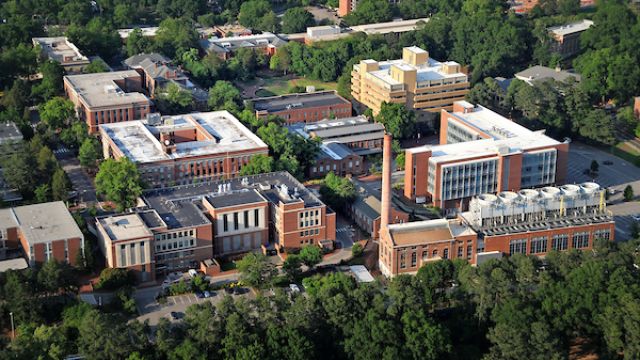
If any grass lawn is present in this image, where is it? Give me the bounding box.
[261,76,339,96]
[613,141,640,166]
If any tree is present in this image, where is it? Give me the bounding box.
[238,0,272,30]
[319,172,356,211]
[236,252,276,289]
[126,28,153,57]
[239,155,274,176]
[78,137,101,170]
[269,47,291,75]
[31,60,64,101]
[155,18,199,59]
[283,254,302,281]
[352,243,363,257]
[67,18,121,61]
[3,149,37,195]
[375,102,416,139]
[37,260,75,293]
[51,168,71,201]
[208,81,242,112]
[84,59,109,74]
[299,245,322,268]
[39,97,75,130]
[94,268,136,290]
[155,82,194,115]
[95,158,143,211]
[282,8,315,34]
[590,160,599,174]
[624,185,634,202]
[344,0,393,26]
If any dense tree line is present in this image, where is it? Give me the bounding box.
[2,239,639,359]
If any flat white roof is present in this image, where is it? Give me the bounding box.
[548,19,594,37]
[100,111,268,163]
[366,57,466,86]
[351,18,429,34]
[350,265,375,283]
[407,104,560,162]
[98,214,153,241]
[32,37,89,64]
[117,27,159,39]
[11,202,83,245]
[64,71,150,108]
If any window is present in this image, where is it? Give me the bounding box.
[255,209,259,227]
[422,251,428,260]
[64,240,69,262]
[130,243,136,265]
[552,234,568,251]
[530,237,547,254]
[400,252,406,269]
[443,248,449,259]
[509,239,527,255]
[120,245,126,266]
[300,231,304,237]
[244,211,249,229]
[432,249,438,257]
[45,243,53,262]
[466,245,472,260]
[411,252,417,267]
[457,246,463,258]
[572,232,589,249]
[223,214,228,232]
[594,229,611,241]
[140,242,146,263]
[233,213,239,230]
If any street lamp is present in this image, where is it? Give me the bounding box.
[9,312,14,340]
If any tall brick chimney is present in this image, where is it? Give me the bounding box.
[380,133,392,231]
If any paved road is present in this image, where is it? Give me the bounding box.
[56,152,97,203]
[608,202,640,241]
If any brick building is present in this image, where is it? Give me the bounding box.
[124,53,209,110]
[288,116,385,178]
[199,32,287,60]
[32,37,90,74]
[351,46,469,127]
[377,134,614,277]
[64,71,152,134]
[548,20,594,58]
[0,202,84,267]
[251,90,352,125]
[99,111,268,188]
[96,172,336,279]
[404,101,569,213]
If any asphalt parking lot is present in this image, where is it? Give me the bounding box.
[566,142,640,241]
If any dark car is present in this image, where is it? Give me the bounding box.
[224,287,234,294]
[195,291,204,299]
[170,311,183,320]
[604,160,613,165]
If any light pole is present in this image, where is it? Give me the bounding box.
[9,312,14,340]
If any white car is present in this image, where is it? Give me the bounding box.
[188,269,198,278]
[289,284,301,293]
[632,215,640,222]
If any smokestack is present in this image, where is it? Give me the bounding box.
[381,133,392,231]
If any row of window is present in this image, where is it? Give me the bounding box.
[119,242,146,267]
[300,228,320,237]
[508,231,608,255]
[222,209,261,232]
[398,244,473,269]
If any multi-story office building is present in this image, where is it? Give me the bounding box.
[0,202,84,266]
[96,172,336,280]
[377,133,613,277]
[404,101,569,212]
[548,20,594,58]
[64,71,152,134]
[351,47,469,127]
[251,90,352,125]
[32,37,90,73]
[99,111,268,188]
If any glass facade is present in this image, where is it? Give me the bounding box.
[440,159,498,201]
[520,150,557,188]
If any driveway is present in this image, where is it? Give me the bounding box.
[56,152,97,203]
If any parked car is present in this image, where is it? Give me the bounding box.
[632,215,640,222]
[604,160,614,165]
[195,291,204,298]
[170,311,183,320]
[188,269,198,278]
[203,291,211,298]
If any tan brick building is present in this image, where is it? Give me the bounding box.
[0,202,84,267]
[64,71,152,134]
[351,46,469,126]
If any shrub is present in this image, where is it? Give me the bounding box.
[352,243,364,258]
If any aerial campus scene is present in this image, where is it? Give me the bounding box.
[0,0,639,359]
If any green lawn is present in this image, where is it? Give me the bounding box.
[261,77,339,96]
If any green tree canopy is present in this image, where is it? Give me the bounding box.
[319,172,356,211]
[282,7,315,34]
[95,158,143,211]
[375,102,416,140]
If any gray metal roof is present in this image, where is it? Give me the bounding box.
[252,91,350,113]
[124,53,170,68]
[206,189,266,208]
[515,65,581,84]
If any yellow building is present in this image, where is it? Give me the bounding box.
[351,46,470,127]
